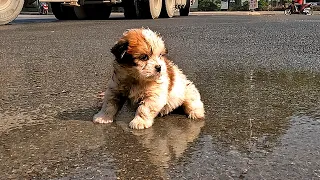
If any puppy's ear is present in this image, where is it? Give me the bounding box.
[111,39,129,61]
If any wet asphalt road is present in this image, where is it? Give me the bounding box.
[1,14,320,179]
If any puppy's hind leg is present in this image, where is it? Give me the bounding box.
[182,83,205,119]
[93,86,126,124]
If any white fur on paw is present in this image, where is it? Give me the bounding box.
[93,113,113,124]
[188,109,205,120]
[129,117,153,129]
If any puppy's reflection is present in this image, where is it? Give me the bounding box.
[117,115,205,168]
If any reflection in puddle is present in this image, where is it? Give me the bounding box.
[1,67,320,179]
[169,114,320,179]
[131,119,205,169]
[167,69,320,179]
[117,116,205,168]
[198,69,320,152]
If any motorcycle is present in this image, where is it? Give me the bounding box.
[39,2,49,15]
[284,3,314,15]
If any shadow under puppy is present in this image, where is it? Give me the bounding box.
[93,28,205,129]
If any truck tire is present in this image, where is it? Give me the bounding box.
[124,0,138,19]
[136,0,162,19]
[24,0,37,7]
[84,5,112,20]
[0,0,24,25]
[160,0,175,18]
[179,0,190,16]
[51,2,77,20]
[74,6,87,20]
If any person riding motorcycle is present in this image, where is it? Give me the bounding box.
[39,2,49,15]
[290,0,303,13]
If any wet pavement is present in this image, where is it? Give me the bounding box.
[1,14,320,179]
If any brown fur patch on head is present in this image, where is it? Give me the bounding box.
[112,28,168,81]
[123,29,152,60]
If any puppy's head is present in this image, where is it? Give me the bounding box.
[111,28,168,80]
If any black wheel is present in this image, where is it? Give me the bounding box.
[305,7,313,15]
[136,0,162,19]
[284,8,291,15]
[124,0,138,19]
[51,2,77,20]
[0,0,24,25]
[160,0,175,18]
[74,6,87,20]
[310,8,314,15]
[179,0,190,16]
[84,4,112,20]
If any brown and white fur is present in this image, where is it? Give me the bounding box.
[93,28,204,129]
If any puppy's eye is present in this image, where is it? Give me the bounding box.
[139,54,149,61]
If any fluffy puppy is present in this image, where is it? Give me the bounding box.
[93,28,205,129]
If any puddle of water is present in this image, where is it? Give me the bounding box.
[166,69,320,179]
[1,57,320,179]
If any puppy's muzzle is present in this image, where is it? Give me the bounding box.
[155,65,161,72]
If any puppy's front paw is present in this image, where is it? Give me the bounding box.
[129,116,153,129]
[93,112,113,124]
[188,108,205,120]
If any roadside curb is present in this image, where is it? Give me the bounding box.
[20,12,53,15]
[190,11,283,16]
[20,11,320,16]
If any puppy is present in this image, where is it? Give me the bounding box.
[93,28,205,129]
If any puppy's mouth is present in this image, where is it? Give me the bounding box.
[140,64,161,79]
[145,72,160,79]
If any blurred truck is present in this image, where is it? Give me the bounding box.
[0,0,192,25]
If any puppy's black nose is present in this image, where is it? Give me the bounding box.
[155,65,161,72]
